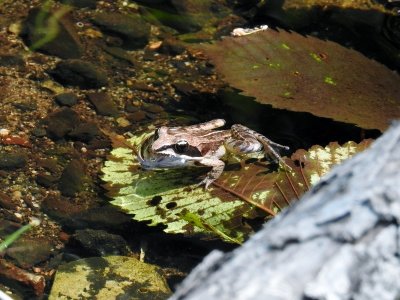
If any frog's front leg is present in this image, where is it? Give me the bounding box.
[197,157,225,189]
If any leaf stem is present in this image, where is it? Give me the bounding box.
[212,181,276,216]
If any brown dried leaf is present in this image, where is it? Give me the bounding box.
[198,30,400,131]
[215,139,373,216]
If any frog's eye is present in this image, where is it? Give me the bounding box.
[174,140,188,153]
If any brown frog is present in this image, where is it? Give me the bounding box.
[138,119,289,188]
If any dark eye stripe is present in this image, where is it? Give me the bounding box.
[153,129,160,140]
[182,145,202,157]
[155,144,202,157]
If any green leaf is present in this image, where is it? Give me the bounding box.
[102,131,373,243]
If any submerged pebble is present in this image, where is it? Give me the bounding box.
[54,93,78,107]
[45,108,80,140]
[58,159,87,197]
[71,229,131,256]
[0,153,27,170]
[91,12,150,49]
[21,7,83,59]
[49,59,108,89]
[86,92,119,116]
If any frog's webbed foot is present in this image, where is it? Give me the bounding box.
[229,124,291,170]
[262,142,291,170]
[196,158,225,189]
[196,177,215,190]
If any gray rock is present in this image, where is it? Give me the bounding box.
[171,122,400,300]
[49,59,108,89]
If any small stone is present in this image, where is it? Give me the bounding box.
[91,12,150,49]
[8,22,22,34]
[45,108,80,140]
[41,80,65,94]
[71,229,131,256]
[41,194,89,220]
[87,137,111,150]
[173,82,195,95]
[21,7,83,59]
[0,153,27,170]
[6,236,54,268]
[0,128,10,137]
[124,101,139,113]
[0,191,18,210]
[68,122,100,142]
[37,158,59,173]
[58,159,86,197]
[2,135,31,148]
[116,117,131,127]
[130,81,157,92]
[11,191,22,201]
[49,59,108,89]
[148,40,162,50]
[54,93,78,107]
[101,45,136,65]
[36,173,58,188]
[143,103,164,114]
[86,92,119,116]
[31,128,47,137]
[0,54,25,67]
[13,213,22,219]
[159,37,186,55]
[126,111,146,122]
[66,206,131,231]
[13,102,37,112]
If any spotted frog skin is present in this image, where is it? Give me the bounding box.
[138,119,289,188]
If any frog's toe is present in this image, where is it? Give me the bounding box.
[197,178,214,190]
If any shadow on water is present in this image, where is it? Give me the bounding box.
[220,88,381,152]
[175,87,381,152]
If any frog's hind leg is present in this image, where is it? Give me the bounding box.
[228,124,290,168]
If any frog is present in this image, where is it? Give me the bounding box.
[137,119,289,189]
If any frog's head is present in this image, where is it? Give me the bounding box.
[137,127,203,170]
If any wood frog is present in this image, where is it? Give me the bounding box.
[138,119,289,188]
